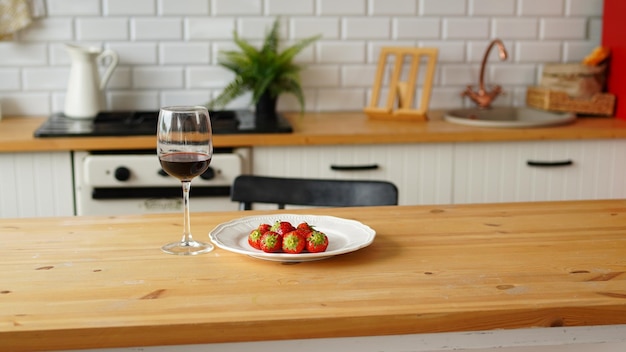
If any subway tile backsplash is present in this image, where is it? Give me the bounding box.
[0,0,602,115]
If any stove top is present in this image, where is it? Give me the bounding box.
[34,110,292,137]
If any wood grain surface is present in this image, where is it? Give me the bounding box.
[2,112,626,152]
[1,200,625,351]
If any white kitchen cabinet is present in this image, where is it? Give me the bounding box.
[453,139,626,204]
[0,152,74,218]
[252,144,454,206]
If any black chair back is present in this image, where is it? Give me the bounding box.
[231,175,398,210]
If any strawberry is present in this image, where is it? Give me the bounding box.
[282,230,306,254]
[270,220,295,235]
[259,231,282,253]
[305,230,329,253]
[294,223,310,236]
[297,222,314,231]
[248,223,271,249]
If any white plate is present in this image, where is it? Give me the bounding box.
[208,214,376,262]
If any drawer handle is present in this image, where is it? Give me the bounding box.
[526,160,573,167]
[330,164,379,171]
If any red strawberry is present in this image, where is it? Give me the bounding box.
[282,230,306,254]
[295,222,314,237]
[297,222,314,231]
[306,230,329,253]
[248,223,271,249]
[270,220,295,235]
[259,231,282,253]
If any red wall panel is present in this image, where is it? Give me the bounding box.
[602,0,626,118]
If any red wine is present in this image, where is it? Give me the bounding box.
[159,152,211,181]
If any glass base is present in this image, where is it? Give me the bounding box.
[162,240,214,256]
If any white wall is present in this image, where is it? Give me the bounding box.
[0,0,604,116]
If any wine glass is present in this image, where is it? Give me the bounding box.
[157,106,214,255]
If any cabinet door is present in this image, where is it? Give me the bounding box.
[253,144,454,205]
[453,139,626,204]
[0,152,74,218]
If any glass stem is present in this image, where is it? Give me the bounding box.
[181,181,193,245]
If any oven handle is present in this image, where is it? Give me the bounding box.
[91,186,231,199]
[330,164,379,171]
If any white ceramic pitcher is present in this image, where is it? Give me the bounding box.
[64,44,118,119]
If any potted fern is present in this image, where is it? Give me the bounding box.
[207,18,320,118]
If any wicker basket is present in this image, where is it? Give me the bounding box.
[526,86,615,116]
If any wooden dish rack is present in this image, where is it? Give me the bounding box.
[364,47,438,121]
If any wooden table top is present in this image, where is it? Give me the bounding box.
[2,112,626,152]
[1,200,625,351]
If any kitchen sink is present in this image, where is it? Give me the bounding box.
[444,107,576,128]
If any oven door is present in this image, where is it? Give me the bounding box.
[73,150,248,216]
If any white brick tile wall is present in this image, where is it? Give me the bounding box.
[50,91,65,112]
[563,41,597,62]
[491,64,536,85]
[421,0,467,16]
[515,41,562,62]
[588,18,603,42]
[0,0,603,115]
[300,65,340,87]
[1,93,50,115]
[342,65,377,87]
[187,66,235,88]
[343,17,391,40]
[266,0,315,15]
[238,18,287,40]
[492,18,538,39]
[186,18,235,40]
[317,88,365,111]
[370,0,417,15]
[318,41,366,63]
[566,0,603,17]
[317,0,366,15]
[104,0,156,16]
[107,67,132,89]
[161,90,211,107]
[213,0,262,15]
[46,0,100,16]
[160,43,210,64]
[469,0,515,16]
[50,42,102,64]
[441,65,477,85]
[0,43,47,66]
[23,68,69,90]
[292,17,339,40]
[207,90,251,109]
[109,91,159,110]
[393,18,440,40]
[428,87,464,109]
[132,67,184,89]
[76,18,129,41]
[158,0,209,15]
[518,0,564,16]
[443,18,489,39]
[18,19,74,42]
[0,69,21,90]
[132,18,183,41]
[277,89,316,111]
[107,42,158,64]
[419,41,465,63]
[540,18,587,40]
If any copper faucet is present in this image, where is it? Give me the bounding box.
[462,39,509,109]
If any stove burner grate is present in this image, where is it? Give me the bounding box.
[34,110,292,137]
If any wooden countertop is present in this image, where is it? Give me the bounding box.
[1,200,625,351]
[2,112,626,152]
